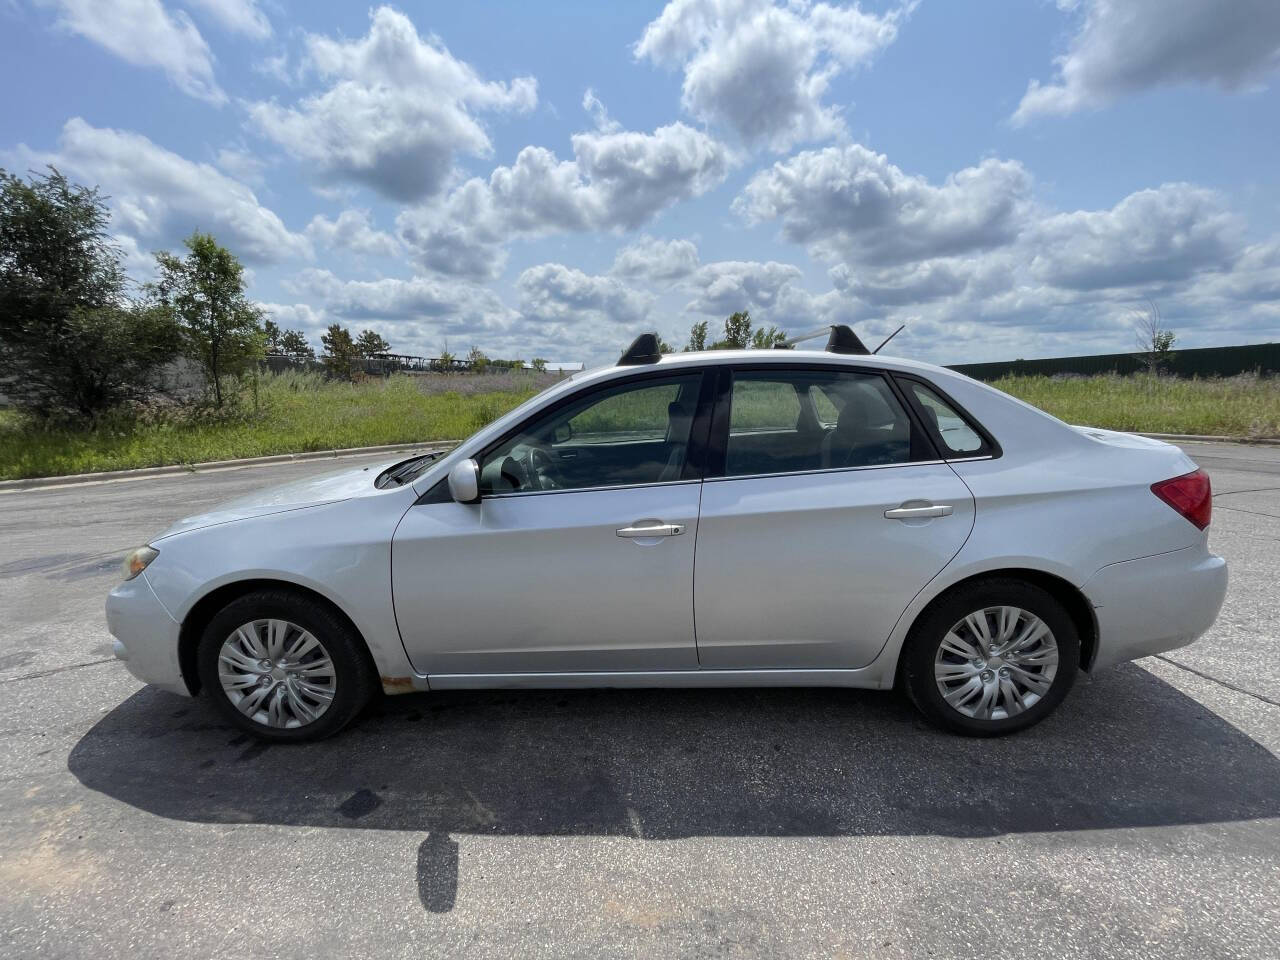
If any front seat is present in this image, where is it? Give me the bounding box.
[658,400,695,482]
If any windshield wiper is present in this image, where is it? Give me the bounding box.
[375,451,445,489]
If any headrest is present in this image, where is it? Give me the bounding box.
[834,398,867,434]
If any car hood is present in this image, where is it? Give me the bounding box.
[153,459,402,540]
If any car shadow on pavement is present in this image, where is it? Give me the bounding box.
[69,664,1280,913]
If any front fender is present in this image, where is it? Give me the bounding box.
[143,498,419,685]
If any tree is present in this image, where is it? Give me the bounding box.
[1134,301,1176,376]
[0,167,181,417]
[263,318,282,354]
[279,329,314,362]
[152,232,264,408]
[320,323,359,379]
[751,324,786,349]
[656,335,675,353]
[718,311,752,349]
[684,320,708,352]
[433,344,456,373]
[467,345,490,373]
[356,328,390,357]
[531,357,547,373]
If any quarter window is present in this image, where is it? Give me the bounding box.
[906,381,988,456]
[479,374,703,494]
[723,370,922,477]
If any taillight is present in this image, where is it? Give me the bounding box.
[1151,469,1212,530]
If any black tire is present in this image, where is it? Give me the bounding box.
[196,589,375,743]
[900,578,1080,737]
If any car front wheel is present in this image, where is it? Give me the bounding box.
[900,579,1080,736]
[196,589,375,742]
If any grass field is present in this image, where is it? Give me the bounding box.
[0,370,557,481]
[1,369,1277,481]
[993,373,1280,438]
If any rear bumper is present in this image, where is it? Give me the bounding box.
[1082,544,1227,671]
[105,574,189,696]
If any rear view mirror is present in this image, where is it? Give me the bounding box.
[553,422,572,444]
[447,458,481,504]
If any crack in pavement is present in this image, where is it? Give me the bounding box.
[1154,654,1280,709]
[1,657,116,684]
[1214,504,1280,520]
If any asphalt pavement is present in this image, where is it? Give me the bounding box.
[1,441,1277,959]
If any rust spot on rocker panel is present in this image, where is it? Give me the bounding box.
[380,675,415,694]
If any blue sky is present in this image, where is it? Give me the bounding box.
[3,0,1279,365]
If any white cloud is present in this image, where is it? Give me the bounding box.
[182,0,270,40]
[246,6,536,201]
[290,268,514,334]
[1027,183,1244,290]
[112,232,157,282]
[582,88,621,133]
[518,264,653,327]
[258,301,327,338]
[685,259,801,313]
[611,236,701,282]
[735,144,1033,266]
[215,146,267,185]
[721,137,1275,363]
[636,0,912,150]
[829,260,969,306]
[42,0,224,103]
[1013,0,1280,123]
[14,118,309,263]
[306,209,401,258]
[397,122,731,279]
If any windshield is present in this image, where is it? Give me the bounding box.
[374,375,588,489]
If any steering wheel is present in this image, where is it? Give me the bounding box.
[521,444,562,490]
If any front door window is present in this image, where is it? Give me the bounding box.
[479,374,703,494]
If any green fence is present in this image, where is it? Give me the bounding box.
[950,342,1280,380]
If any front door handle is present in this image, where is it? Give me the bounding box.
[884,504,953,520]
[617,521,685,538]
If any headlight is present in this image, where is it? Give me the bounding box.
[121,546,159,581]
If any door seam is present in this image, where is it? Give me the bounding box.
[691,479,705,667]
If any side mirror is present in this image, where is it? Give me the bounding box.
[447,458,481,504]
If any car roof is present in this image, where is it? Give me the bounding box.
[572,348,957,386]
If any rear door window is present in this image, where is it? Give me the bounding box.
[723,369,925,477]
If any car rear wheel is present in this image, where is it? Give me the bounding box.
[196,589,375,742]
[900,579,1080,736]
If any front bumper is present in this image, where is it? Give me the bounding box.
[105,574,188,696]
[1082,544,1227,671]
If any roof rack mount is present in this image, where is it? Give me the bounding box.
[778,324,870,356]
[618,332,662,365]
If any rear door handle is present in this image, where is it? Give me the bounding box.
[617,521,685,538]
[884,504,953,520]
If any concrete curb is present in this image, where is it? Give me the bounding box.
[0,441,458,493]
[1138,432,1280,446]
